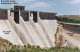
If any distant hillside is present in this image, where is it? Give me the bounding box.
[57,15,80,20]
[56,15,80,23]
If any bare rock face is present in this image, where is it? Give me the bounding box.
[55,25,69,47]
[55,25,63,47]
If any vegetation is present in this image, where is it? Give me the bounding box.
[57,16,80,24]
[0,44,80,52]
[0,37,80,52]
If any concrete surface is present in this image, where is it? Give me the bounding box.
[0,20,23,45]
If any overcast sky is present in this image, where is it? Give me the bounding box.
[0,0,80,15]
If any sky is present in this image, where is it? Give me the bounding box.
[0,0,80,15]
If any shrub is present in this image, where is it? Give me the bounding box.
[3,45,80,52]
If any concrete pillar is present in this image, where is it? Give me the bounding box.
[37,12,40,22]
[29,11,31,18]
[7,10,10,19]
[19,10,21,24]
[19,10,20,17]
[31,13,33,20]
[29,11,33,21]
[37,12,40,17]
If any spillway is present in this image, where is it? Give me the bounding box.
[0,20,23,45]
[41,20,58,47]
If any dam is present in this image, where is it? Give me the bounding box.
[0,5,80,48]
[0,5,58,48]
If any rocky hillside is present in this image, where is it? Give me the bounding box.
[0,37,12,49]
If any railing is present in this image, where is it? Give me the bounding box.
[37,16,54,47]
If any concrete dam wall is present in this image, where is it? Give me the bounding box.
[0,9,58,48]
[1,8,80,48]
